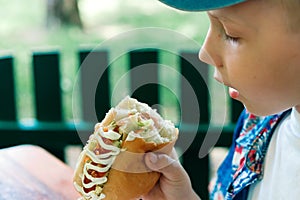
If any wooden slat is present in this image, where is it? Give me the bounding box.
[180,52,210,124]
[0,121,84,160]
[230,98,244,123]
[179,51,210,200]
[79,50,110,123]
[33,52,62,122]
[129,49,159,108]
[0,56,16,121]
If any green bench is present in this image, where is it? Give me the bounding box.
[0,49,243,200]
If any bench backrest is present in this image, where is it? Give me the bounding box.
[0,49,243,200]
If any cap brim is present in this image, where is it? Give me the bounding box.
[159,0,246,11]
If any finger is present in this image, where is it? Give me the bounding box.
[169,148,179,160]
[144,152,187,181]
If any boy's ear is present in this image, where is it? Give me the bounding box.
[158,0,246,11]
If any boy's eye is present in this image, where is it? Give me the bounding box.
[224,33,240,43]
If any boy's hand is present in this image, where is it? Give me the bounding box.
[142,149,201,200]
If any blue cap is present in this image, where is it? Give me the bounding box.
[159,0,246,11]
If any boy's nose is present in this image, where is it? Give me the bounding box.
[198,31,223,68]
[198,47,214,65]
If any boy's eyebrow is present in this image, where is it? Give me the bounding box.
[208,10,257,34]
[207,11,240,24]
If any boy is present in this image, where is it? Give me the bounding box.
[143,0,300,199]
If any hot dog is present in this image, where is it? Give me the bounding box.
[73,96,178,200]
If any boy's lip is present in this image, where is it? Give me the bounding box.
[213,75,230,87]
[213,73,224,84]
[228,87,239,99]
[213,75,240,99]
[213,70,227,85]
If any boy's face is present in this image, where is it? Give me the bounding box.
[199,0,300,116]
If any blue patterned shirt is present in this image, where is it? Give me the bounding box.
[210,109,291,200]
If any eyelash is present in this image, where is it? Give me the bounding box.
[224,33,240,43]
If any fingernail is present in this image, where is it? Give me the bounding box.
[149,153,157,164]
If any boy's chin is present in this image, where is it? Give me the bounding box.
[244,103,291,117]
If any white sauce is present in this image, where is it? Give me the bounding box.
[74,182,106,200]
[78,127,121,200]
[75,97,177,200]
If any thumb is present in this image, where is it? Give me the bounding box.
[144,152,187,181]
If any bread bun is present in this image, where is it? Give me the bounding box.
[73,96,178,200]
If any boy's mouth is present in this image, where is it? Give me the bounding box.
[229,87,239,99]
[213,71,240,99]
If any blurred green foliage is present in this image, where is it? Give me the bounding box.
[0,0,210,123]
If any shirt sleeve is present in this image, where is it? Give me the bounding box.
[210,109,247,199]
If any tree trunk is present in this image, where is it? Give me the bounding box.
[46,0,83,28]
